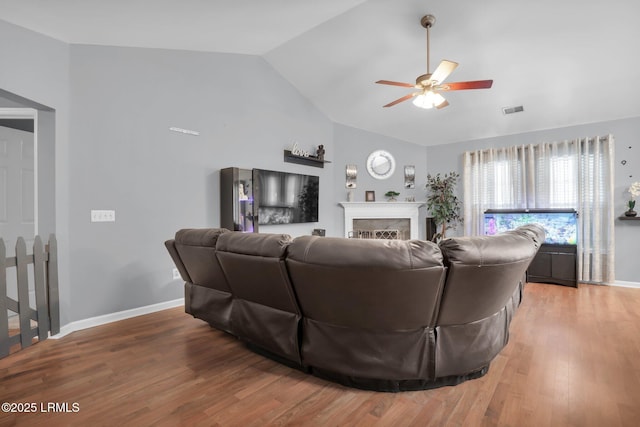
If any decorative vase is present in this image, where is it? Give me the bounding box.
[625,209,637,217]
[387,196,397,202]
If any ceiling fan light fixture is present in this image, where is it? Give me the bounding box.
[412,90,446,109]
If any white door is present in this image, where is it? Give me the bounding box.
[0,124,35,252]
[0,123,36,316]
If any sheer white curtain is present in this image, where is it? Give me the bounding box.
[463,135,615,284]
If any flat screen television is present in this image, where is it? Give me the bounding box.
[483,209,577,245]
[254,169,319,225]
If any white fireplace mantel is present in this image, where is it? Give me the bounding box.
[339,202,425,239]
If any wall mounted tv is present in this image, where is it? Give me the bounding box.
[483,209,578,245]
[254,169,319,225]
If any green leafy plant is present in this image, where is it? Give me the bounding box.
[425,172,462,242]
[384,191,400,199]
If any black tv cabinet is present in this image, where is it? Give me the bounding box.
[526,243,577,287]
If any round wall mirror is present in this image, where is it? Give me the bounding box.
[366,150,396,179]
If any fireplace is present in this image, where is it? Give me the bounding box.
[352,218,410,240]
[339,202,425,240]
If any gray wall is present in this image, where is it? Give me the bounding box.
[0,98,27,108]
[332,123,429,237]
[0,20,72,324]
[36,110,56,239]
[426,116,640,283]
[68,45,334,320]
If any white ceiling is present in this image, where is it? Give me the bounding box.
[2,0,640,146]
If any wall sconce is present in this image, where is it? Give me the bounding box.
[404,165,415,189]
[346,164,357,188]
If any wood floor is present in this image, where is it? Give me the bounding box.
[1,282,639,426]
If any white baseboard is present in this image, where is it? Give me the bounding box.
[50,298,185,339]
[611,280,640,289]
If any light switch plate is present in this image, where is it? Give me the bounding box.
[172,268,181,280]
[91,210,116,222]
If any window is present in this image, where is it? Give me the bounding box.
[463,136,615,284]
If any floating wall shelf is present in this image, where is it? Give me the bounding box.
[283,150,331,168]
[619,216,640,221]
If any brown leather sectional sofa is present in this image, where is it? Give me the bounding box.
[165,224,544,391]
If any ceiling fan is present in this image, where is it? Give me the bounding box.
[376,15,493,109]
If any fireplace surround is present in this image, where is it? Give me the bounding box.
[339,202,425,240]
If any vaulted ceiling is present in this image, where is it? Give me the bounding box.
[2,0,639,146]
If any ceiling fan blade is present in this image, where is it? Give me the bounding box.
[383,93,417,108]
[437,80,493,91]
[430,60,458,84]
[376,80,415,88]
[436,99,450,109]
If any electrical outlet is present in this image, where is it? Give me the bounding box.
[172,268,181,280]
[91,210,116,222]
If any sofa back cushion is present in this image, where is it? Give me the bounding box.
[171,228,231,292]
[216,232,298,313]
[164,239,189,283]
[286,236,446,330]
[437,224,544,326]
[216,232,302,363]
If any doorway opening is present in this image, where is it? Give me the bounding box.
[0,88,56,345]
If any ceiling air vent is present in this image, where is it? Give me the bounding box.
[502,105,524,115]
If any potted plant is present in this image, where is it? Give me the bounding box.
[384,190,400,202]
[425,172,462,241]
[626,181,640,217]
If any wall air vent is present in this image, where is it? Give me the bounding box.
[502,105,524,115]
